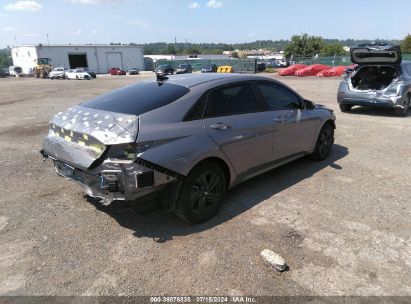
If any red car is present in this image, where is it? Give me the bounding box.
[109,68,126,75]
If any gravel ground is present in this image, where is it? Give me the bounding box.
[0,74,410,296]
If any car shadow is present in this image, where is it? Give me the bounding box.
[348,106,411,117]
[88,144,349,243]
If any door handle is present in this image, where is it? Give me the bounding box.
[209,123,231,130]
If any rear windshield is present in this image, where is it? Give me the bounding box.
[82,81,190,115]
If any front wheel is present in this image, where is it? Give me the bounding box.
[175,162,227,224]
[311,123,334,161]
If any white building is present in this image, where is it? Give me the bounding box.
[11,44,144,74]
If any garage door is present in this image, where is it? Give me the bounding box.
[68,54,88,69]
[106,52,123,72]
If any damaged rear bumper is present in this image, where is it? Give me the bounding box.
[337,81,408,109]
[41,150,177,206]
[338,97,399,109]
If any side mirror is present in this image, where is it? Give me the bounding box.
[304,99,315,110]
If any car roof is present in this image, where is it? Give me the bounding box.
[155,73,275,88]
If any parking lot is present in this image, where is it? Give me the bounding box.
[0,74,410,296]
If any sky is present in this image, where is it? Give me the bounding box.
[0,0,410,48]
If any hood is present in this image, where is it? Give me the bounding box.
[351,44,402,64]
[314,103,334,113]
[43,105,138,169]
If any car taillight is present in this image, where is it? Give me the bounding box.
[110,142,153,160]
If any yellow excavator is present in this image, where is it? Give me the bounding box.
[33,58,52,79]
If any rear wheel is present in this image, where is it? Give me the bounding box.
[394,95,410,116]
[339,104,352,112]
[311,123,334,161]
[175,161,226,224]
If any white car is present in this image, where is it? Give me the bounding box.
[66,69,91,80]
[49,67,67,79]
[9,66,23,77]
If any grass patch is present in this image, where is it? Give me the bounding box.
[263,68,278,73]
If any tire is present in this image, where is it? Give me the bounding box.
[339,104,352,112]
[394,95,410,117]
[311,123,334,161]
[175,161,227,224]
[76,75,79,80]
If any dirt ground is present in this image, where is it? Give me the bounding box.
[0,73,410,297]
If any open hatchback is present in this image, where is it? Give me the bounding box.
[337,43,411,116]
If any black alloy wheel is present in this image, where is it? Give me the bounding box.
[395,95,410,116]
[311,123,334,161]
[175,162,226,223]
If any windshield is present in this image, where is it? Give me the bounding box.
[82,81,190,116]
[54,68,64,71]
[178,64,188,68]
[157,65,169,69]
[37,58,50,64]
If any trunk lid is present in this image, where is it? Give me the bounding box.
[350,44,402,65]
[43,105,138,169]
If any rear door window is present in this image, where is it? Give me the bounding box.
[256,82,301,110]
[204,83,260,117]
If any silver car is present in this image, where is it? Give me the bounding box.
[41,74,336,223]
[337,43,411,116]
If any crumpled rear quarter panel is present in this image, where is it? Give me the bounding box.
[43,105,138,169]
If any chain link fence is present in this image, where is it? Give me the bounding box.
[155,59,257,73]
[292,56,352,66]
[292,54,411,66]
[153,55,411,73]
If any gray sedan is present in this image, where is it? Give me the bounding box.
[41,74,336,223]
[337,43,411,116]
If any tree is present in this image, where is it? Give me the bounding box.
[161,44,176,54]
[184,46,200,55]
[0,47,12,69]
[321,43,347,56]
[284,33,324,57]
[401,34,411,53]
